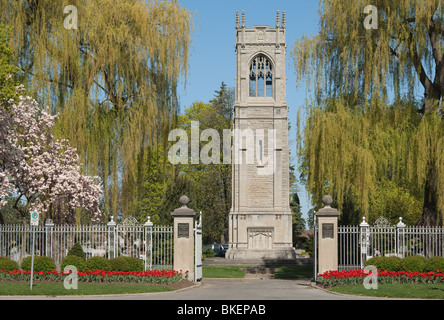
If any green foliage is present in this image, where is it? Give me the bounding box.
[291,193,306,245]
[0,256,19,271]
[86,256,111,271]
[304,233,314,257]
[0,0,192,221]
[400,256,428,273]
[21,256,56,273]
[133,145,171,224]
[202,248,216,260]
[0,23,19,105]
[299,98,427,223]
[369,180,422,225]
[365,256,444,273]
[67,243,85,259]
[292,0,444,111]
[177,84,233,243]
[425,257,444,272]
[122,257,144,271]
[293,1,444,225]
[61,255,87,272]
[154,175,194,226]
[108,257,130,272]
[364,256,402,272]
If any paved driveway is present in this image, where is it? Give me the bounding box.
[2,278,387,300]
[130,278,378,300]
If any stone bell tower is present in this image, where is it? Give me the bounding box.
[226,10,296,260]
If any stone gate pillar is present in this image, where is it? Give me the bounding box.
[316,195,341,274]
[171,195,196,281]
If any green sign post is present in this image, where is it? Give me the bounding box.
[30,212,39,290]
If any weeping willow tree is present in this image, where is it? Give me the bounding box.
[299,98,425,224]
[293,0,444,225]
[0,0,192,221]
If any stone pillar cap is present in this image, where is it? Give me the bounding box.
[171,195,196,217]
[315,195,341,217]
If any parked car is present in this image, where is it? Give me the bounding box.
[203,243,228,257]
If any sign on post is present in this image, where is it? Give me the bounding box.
[30,211,39,226]
[29,211,38,290]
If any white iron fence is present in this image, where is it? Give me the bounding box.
[0,217,173,270]
[338,217,444,270]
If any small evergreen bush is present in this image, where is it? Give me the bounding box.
[364,256,381,269]
[377,256,402,271]
[202,248,216,259]
[425,256,444,272]
[67,242,85,259]
[109,257,130,272]
[21,256,56,273]
[0,256,19,271]
[400,255,428,272]
[122,256,144,271]
[61,255,87,272]
[86,256,111,271]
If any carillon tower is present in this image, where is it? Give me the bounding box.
[226,11,296,260]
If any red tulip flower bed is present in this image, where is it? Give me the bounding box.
[317,269,444,287]
[0,269,187,284]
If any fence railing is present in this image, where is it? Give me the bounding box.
[338,217,444,270]
[0,217,173,271]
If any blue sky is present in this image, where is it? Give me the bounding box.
[177,0,321,226]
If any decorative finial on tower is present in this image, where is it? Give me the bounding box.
[241,10,246,28]
[276,10,280,28]
[282,10,286,29]
[235,11,240,29]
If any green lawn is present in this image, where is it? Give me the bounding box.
[0,282,175,296]
[202,266,247,278]
[330,283,444,299]
[202,264,313,279]
[273,265,313,279]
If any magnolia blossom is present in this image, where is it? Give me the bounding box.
[0,88,102,223]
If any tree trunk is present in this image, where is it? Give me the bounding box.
[419,77,442,226]
[420,164,442,226]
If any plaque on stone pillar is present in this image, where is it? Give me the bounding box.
[178,223,189,238]
[322,223,334,239]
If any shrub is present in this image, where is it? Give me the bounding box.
[122,256,144,271]
[109,257,130,272]
[364,256,402,271]
[379,256,402,271]
[202,248,216,260]
[67,242,85,259]
[21,256,56,273]
[400,255,428,272]
[425,256,444,272]
[86,256,111,271]
[61,255,87,272]
[364,256,381,269]
[0,256,19,271]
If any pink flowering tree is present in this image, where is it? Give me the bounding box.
[0,86,102,224]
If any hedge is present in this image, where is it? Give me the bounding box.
[61,255,87,272]
[21,256,56,273]
[86,256,111,271]
[0,257,19,272]
[364,255,444,273]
